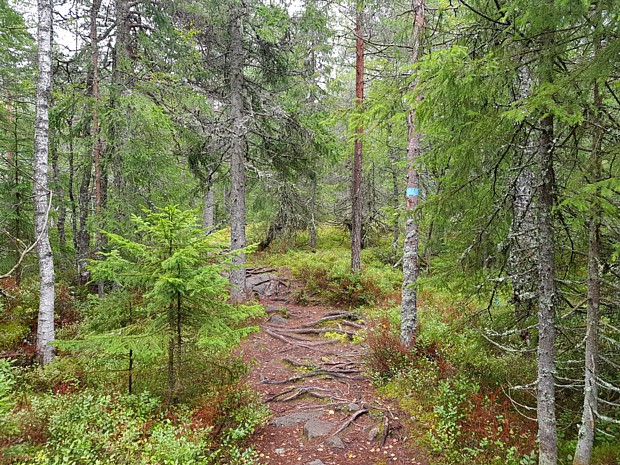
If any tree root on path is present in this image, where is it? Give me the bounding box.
[265,386,348,403]
[332,409,369,436]
[299,312,364,329]
[261,368,363,385]
[276,327,357,337]
[264,329,337,353]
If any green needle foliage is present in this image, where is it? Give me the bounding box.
[77,206,262,402]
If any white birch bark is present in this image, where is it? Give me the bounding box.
[33,0,55,365]
[401,0,425,348]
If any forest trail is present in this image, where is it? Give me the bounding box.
[242,279,429,465]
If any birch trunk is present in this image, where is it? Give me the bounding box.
[350,6,364,274]
[228,3,247,302]
[573,79,603,465]
[401,0,425,348]
[33,0,55,365]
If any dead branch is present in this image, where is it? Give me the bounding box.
[0,193,53,281]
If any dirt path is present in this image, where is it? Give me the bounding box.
[242,297,429,465]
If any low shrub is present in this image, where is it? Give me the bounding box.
[9,387,265,465]
[372,299,537,465]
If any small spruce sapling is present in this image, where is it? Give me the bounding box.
[82,206,262,402]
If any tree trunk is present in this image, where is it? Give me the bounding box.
[508,66,539,341]
[536,12,558,460]
[537,111,557,465]
[91,0,102,221]
[309,178,317,252]
[68,128,78,256]
[389,149,399,260]
[573,79,603,465]
[350,5,364,274]
[90,0,105,297]
[76,159,91,284]
[33,0,55,365]
[51,140,66,250]
[202,186,215,234]
[401,0,425,348]
[228,2,247,303]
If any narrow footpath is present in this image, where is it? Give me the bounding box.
[241,274,429,465]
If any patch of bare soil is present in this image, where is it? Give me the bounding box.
[242,272,429,465]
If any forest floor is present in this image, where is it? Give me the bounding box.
[241,274,430,465]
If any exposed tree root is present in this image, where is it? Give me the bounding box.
[266,386,348,403]
[299,312,363,328]
[381,415,390,447]
[333,409,369,436]
[264,329,337,351]
[262,368,362,385]
[276,327,357,337]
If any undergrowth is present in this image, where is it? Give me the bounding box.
[2,361,267,465]
[366,303,538,465]
[251,227,402,307]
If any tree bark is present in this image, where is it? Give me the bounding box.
[401,0,425,348]
[33,0,55,365]
[537,111,557,465]
[51,140,66,250]
[389,149,399,260]
[228,2,247,303]
[508,66,538,338]
[202,186,215,234]
[536,11,558,460]
[573,79,603,465]
[309,178,318,252]
[76,163,91,284]
[350,5,364,274]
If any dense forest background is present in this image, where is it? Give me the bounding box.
[0,0,619,464]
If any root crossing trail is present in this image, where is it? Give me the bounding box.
[242,297,429,465]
